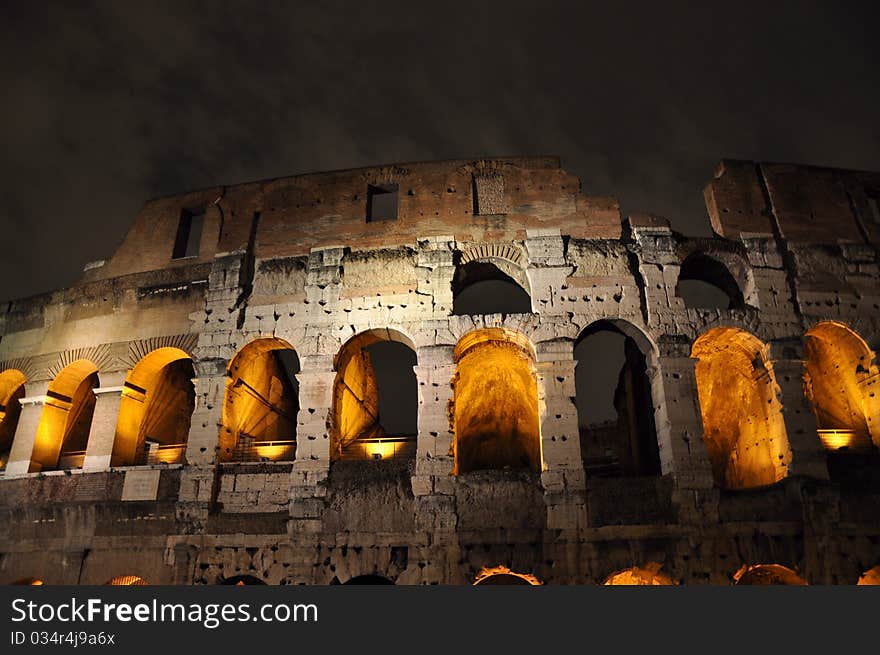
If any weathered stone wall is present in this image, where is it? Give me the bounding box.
[1,156,879,585]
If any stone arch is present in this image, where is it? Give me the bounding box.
[11,577,44,585]
[452,328,541,474]
[804,321,879,453]
[857,565,880,585]
[331,328,417,461]
[452,246,532,315]
[676,251,750,310]
[342,574,395,585]
[113,347,195,466]
[221,575,267,585]
[575,320,661,477]
[691,328,792,489]
[603,564,676,585]
[105,575,148,586]
[33,359,100,471]
[221,338,300,462]
[0,369,27,470]
[734,564,807,585]
[473,566,542,586]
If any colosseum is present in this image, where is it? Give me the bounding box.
[1,156,879,586]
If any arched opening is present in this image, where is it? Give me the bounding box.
[575,321,661,477]
[692,328,792,489]
[12,577,44,585]
[603,564,675,585]
[105,575,148,586]
[804,322,880,483]
[343,575,395,585]
[114,348,194,466]
[32,360,99,472]
[222,575,267,585]
[452,328,541,474]
[676,252,745,310]
[0,369,26,470]
[474,566,542,586]
[734,564,807,585]
[452,259,531,315]
[221,338,299,462]
[857,565,880,585]
[331,329,417,461]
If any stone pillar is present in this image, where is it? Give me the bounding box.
[536,342,586,533]
[289,356,335,536]
[4,392,47,476]
[411,345,456,495]
[185,358,227,466]
[651,341,716,521]
[768,341,828,480]
[859,369,880,448]
[80,371,126,471]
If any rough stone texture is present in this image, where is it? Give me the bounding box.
[1,156,879,586]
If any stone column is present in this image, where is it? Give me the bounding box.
[4,390,47,476]
[289,356,335,536]
[859,369,880,448]
[82,371,126,471]
[651,340,716,521]
[768,341,828,480]
[411,345,456,495]
[536,342,586,533]
[184,358,227,467]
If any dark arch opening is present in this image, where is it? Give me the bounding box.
[452,260,531,315]
[0,370,26,471]
[342,575,395,585]
[676,252,744,310]
[574,321,660,477]
[332,330,417,461]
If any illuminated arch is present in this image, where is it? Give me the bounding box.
[0,369,27,469]
[603,565,676,586]
[105,575,148,586]
[804,321,879,453]
[575,320,661,477]
[221,338,299,462]
[222,575,267,585]
[113,347,194,466]
[452,328,541,474]
[857,565,880,585]
[692,328,792,489]
[12,577,44,585]
[331,328,417,461]
[734,564,807,585]
[474,566,542,586]
[33,360,99,471]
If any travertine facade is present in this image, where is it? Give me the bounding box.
[1,157,879,585]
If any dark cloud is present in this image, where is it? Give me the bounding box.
[1,1,878,302]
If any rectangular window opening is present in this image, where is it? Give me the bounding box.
[172,207,205,259]
[367,183,399,222]
[868,194,880,225]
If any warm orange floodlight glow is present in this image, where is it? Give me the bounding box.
[603,564,676,585]
[473,565,542,586]
[733,564,807,585]
[105,575,148,586]
[692,328,791,489]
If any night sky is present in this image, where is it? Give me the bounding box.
[2,2,878,303]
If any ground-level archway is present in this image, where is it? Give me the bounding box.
[473,566,542,586]
[804,321,879,481]
[221,338,299,462]
[105,575,148,586]
[692,328,791,489]
[575,320,661,477]
[0,369,26,470]
[33,360,99,471]
[857,565,880,585]
[452,328,541,474]
[222,575,267,585]
[114,347,194,466]
[342,575,395,585]
[734,564,807,585]
[331,329,417,461]
[603,564,676,585]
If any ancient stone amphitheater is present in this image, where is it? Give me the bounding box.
[1,157,878,586]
